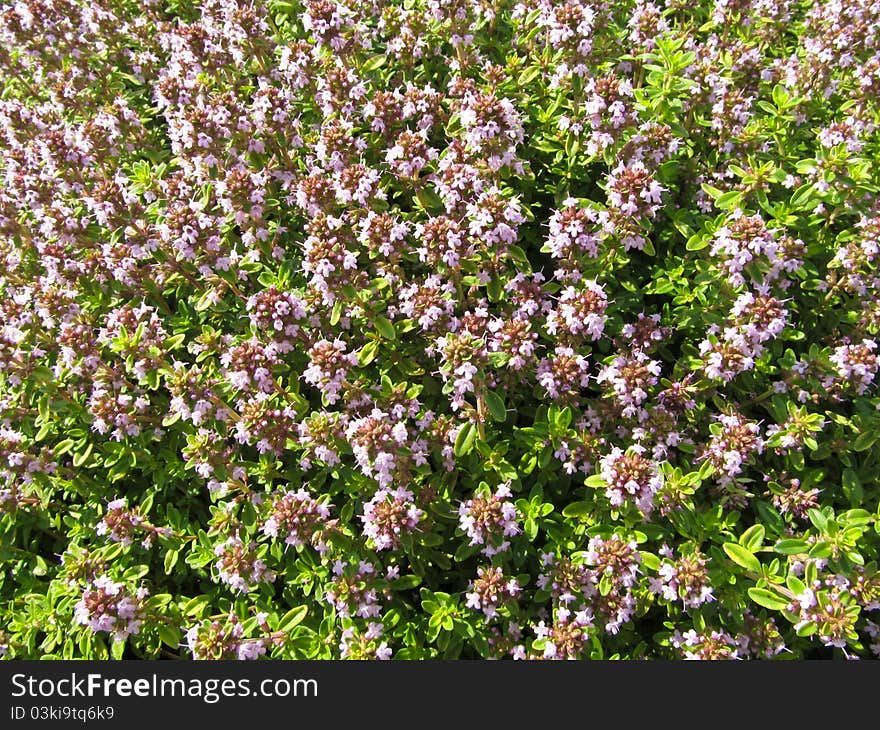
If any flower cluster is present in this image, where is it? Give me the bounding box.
[261,488,332,552]
[599,446,663,516]
[465,566,521,618]
[360,486,424,550]
[458,483,520,557]
[73,577,147,643]
[213,537,275,593]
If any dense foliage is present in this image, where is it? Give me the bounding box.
[2,0,880,660]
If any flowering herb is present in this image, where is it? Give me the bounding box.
[1,0,880,661]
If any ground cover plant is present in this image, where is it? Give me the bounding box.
[1,0,880,660]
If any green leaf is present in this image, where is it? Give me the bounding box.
[561,501,592,519]
[54,439,75,456]
[358,339,379,367]
[278,606,308,632]
[454,422,477,457]
[853,431,878,452]
[771,84,790,109]
[111,640,126,660]
[795,159,817,174]
[518,66,541,86]
[747,588,789,611]
[774,538,809,554]
[842,469,863,503]
[454,542,480,562]
[158,624,181,649]
[796,621,817,637]
[484,391,507,422]
[330,299,343,326]
[789,184,815,210]
[73,442,94,468]
[553,406,572,429]
[686,233,708,251]
[715,191,742,210]
[486,277,503,302]
[415,187,442,210]
[786,574,805,594]
[31,366,55,385]
[739,525,765,551]
[843,508,872,526]
[808,508,828,532]
[361,54,387,72]
[507,244,530,263]
[723,543,761,573]
[374,316,396,340]
[698,459,715,480]
[164,550,179,573]
[390,575,423,590]
[183,595,212,617]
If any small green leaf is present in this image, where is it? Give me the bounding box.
[846,550,865,566]
[484,391,507,422]
[158,624,181,649]
[842,469,863,503]
[358,339,379,367]
[374,316,396,340]
[795,159,817,175]
[486,277,503,302]
[454,542,480,562]
[561,501,592,519]
[278,606,308,632]
[553,406,572,429]
[796,621,817,637]
[330,299,343,326]
[771,84,790,108]
[786,575,805,594]
[54,439,75,456]
[853,431,878,452]
[808,508,828,532]
[111,640,126,659]
[361,54,387,72]
[73,442,94,468]
[391,575,423,590]
[507,244,530,263]
[715,191,742,210]
[686,233,708,251]
[164,550,179,573]
[739,525,765,551]
[789,184,815,209]
[748,588,789,611]
[843,509,871,525]
[774,538,809,554]
[454,422,477,457]
[698,459,715,480]
[723,543,761,573]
